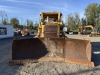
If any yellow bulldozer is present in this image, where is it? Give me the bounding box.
[37,12,64,37]
[10,12,94,67]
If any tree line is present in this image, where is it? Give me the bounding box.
[10,18,38,30]
[0,3,100,31]
[66,3,100,31]
[0,10,38,30]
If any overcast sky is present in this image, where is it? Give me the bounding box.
[0,0,100,24]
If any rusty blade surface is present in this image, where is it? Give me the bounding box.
[64,38,90,60]
[11,37,94,67]
[12,38,48,60]
[12,38,65,60]
[64,38,94,67]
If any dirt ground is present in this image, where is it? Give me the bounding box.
[0,35,100,75]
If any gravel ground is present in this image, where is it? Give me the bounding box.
[0,35,100,75]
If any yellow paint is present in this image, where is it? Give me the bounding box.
[37,12,63,37]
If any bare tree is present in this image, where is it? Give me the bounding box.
[0,10,5,23]
[0,10,8,24]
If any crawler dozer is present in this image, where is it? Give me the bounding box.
[10,12,94,67]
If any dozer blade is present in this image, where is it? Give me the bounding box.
[64,38,94,67]
[10,38,65,64]
[10,37,94,67]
